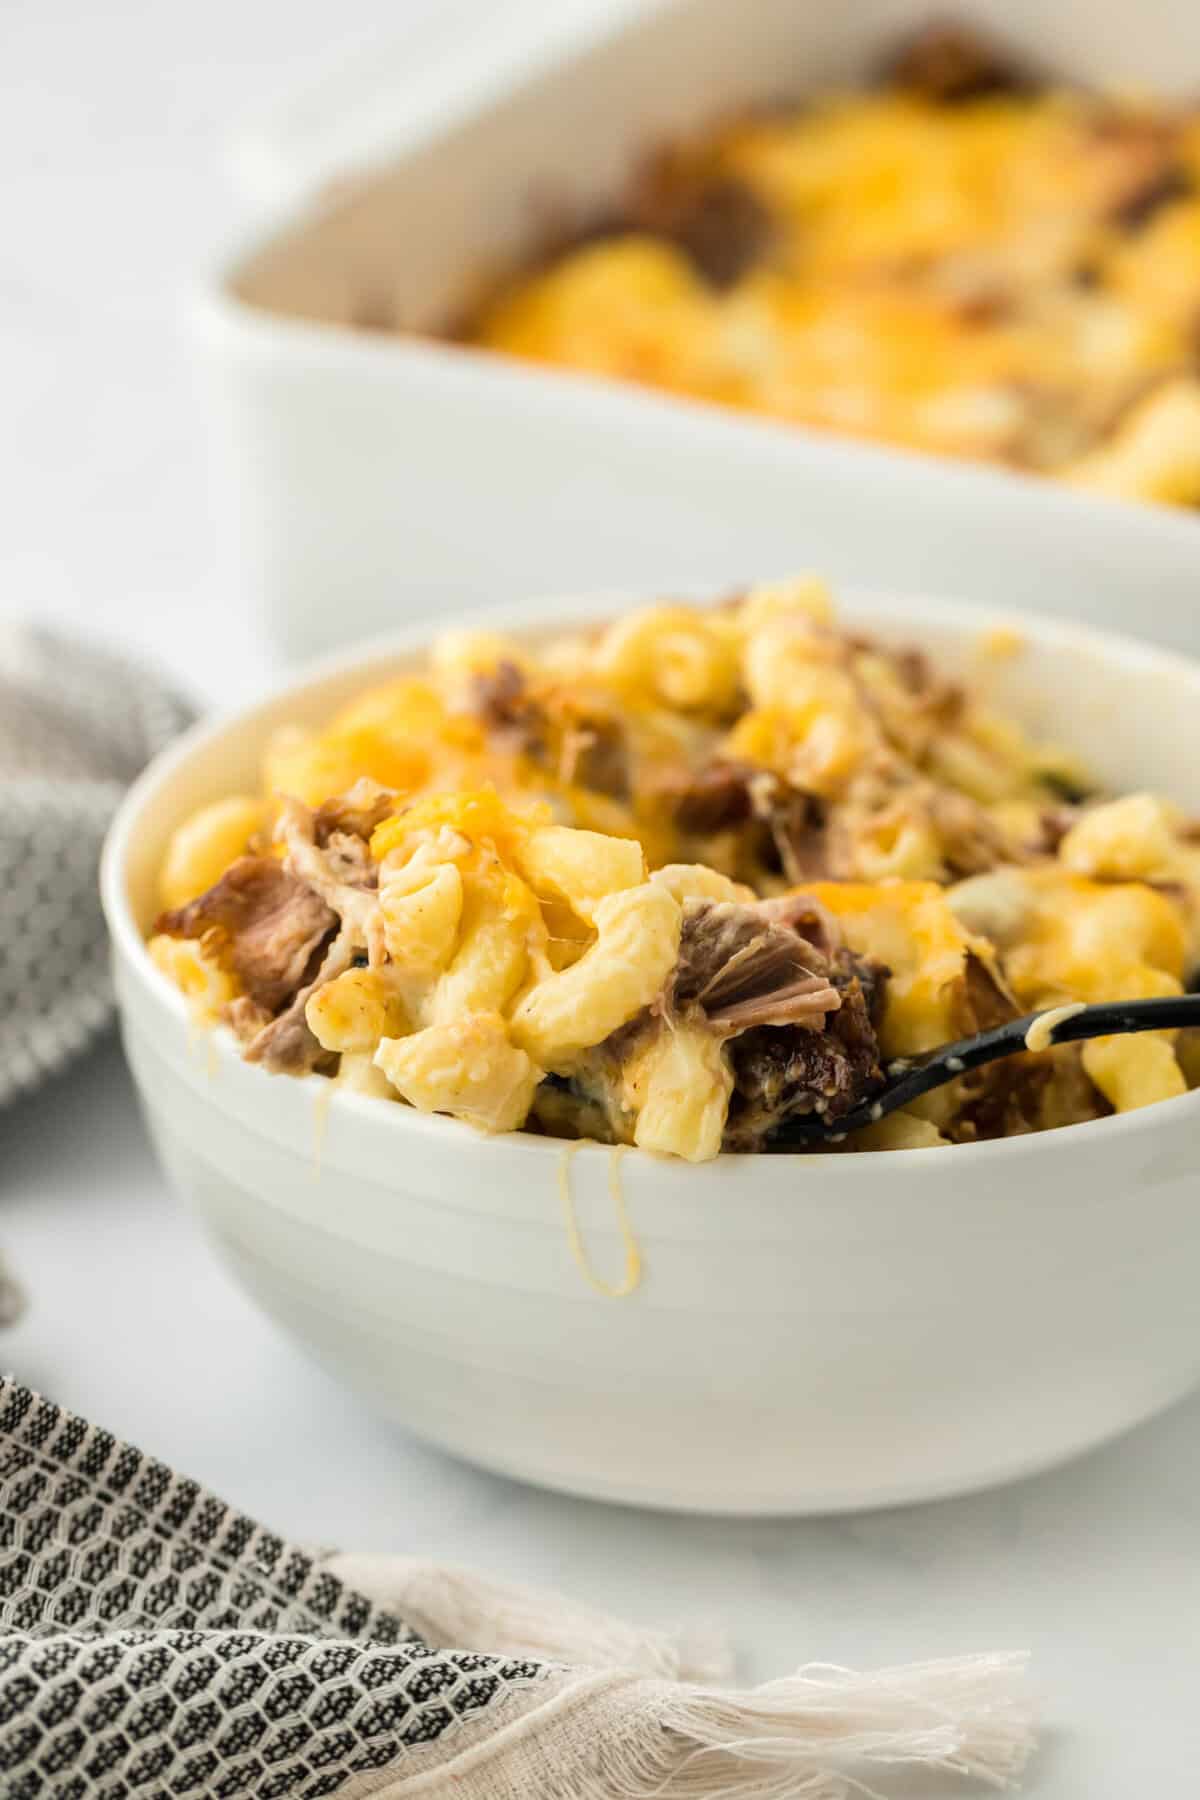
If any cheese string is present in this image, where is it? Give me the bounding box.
[557,1144,643,1298]
[311,1082,332,1182]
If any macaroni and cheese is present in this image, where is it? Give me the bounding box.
[150,580,1200,1159]
[463,25,1200,506]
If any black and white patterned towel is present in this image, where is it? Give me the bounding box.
[0,1379,1034,1799]
[0,625,193,1110]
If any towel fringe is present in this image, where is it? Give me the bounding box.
[325,1552,733,1684]
[572,1653,1034,1800]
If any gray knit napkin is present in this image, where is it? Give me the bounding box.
[0,625,194,1109]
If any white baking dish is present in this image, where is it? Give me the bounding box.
[197,0,1200,661]
[101,586,1200,1513]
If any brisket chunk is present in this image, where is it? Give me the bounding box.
[568,716,632,799]
[1111,162,1193,234]
[670,760,756,834]
[156,857,336,1015]
[946,1044,1109,1143]
[240,926,354,1078]
[890,646,966,721]
[760,786,831,883]
[667,891,888,1146]
[242,1005,336,1077]
[276,796,384,951]
[471,662,631,798]
[656,176,773,289]
[631,158,773,288]
[954,948,1021,1036]
[544,156,774,290]
[724,954,886,1150]
[882,23,1031,104]
[318,829,378,891]
[472,661,546,759]
[668,761,831,881]
[313,780,394,847]
[671,895,842,1031]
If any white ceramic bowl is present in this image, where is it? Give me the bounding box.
[102,589,1200,1514]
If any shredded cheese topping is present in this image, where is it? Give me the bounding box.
[150,579,1200,1156]
[466,48,1200,506]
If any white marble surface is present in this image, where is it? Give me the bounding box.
[2,4,1199,1795]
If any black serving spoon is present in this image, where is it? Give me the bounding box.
[780,994,1200,1144]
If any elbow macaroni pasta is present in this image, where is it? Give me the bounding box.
[509,884,681,1072]
[147,935,236,1023]
[150,581,1200,1156]
[375,1014,543,1135]
[625,1021,733,1163]
[158,796,265,911]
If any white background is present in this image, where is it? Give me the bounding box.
[2,4,1199,1793]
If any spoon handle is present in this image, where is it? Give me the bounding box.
[1030,994,1200,1045]
[782,992,1200,1145]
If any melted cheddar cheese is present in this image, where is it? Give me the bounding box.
[151,580,1200,1154]
[467,42,1200,505]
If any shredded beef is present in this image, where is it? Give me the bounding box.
[671,896,841,1031]
[470,662,631,798]
[892,646,935,693]
[1034,807,1081,855]
[226,995,272,1043]
[243,1004,335,1077]
[668,763,831,881]
[156,857,336,1015]
[549,889,889,1152]
[313,780,394,846]
[552,160,773,289]
[890,647,966,723]
[277,797,383,950]
[320,829,378,891]
[945,1046,1109,1143]
[568,717,632,799]
[1111,163,1193,233]
[835,944,888,1026]
[632,160,773,288]
[931,790,1033,879]
[671,759,757,834]
[948,1058,1051,1141]
[723,962,886,1151]
[670,890,888,1146]
[759,785,831,883]
[662,176,773,289]
[931,953,1102,1145]
[243,927,356,1077]
[471,661,546,758]
[757,891,842,960]
[954,949,1021,1036]
[882,22,1031,104]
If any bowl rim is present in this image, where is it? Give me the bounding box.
[101,582,1200,1178]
